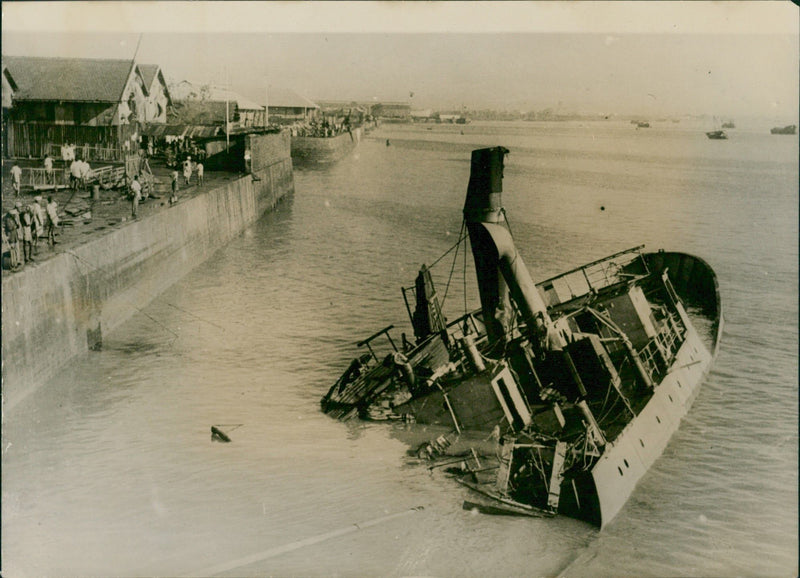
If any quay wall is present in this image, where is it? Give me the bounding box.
[291,126,362,165]
[1,133,293,407]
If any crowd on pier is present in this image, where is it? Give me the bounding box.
[2,194,60,271]
[289,116,352,138]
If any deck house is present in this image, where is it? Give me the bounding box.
[2,56,151,159]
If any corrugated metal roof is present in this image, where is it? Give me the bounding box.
[142,124,221,138]
[3,55,136,103]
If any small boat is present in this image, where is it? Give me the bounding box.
[706,130,728,140]
[636,121,650,128]
[770,125,797,135]
[721,121,735,129]
[322,147,723,527]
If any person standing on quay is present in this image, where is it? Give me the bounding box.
[30,196,44,255]
[196,161,204,187]
[3,205,22,270]
[170,170,179,205]
[130,175,142,219]
[182,156,193,186]
[19,202,34,263]
[79,158,92,190]
[11,162,22,196]
[44,154,54,184]
[45,195,59,246]
[70,157,82,190]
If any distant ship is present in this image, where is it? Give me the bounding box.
[721,121,735,129]
[770,125,797,135]
[706,130,728,140]
[636,121,650,128]
[322,146,722,528]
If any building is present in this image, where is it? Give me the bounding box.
[265,86,319,125]
[1,55,161,158]
[3,55,148,127]
[169,80,264,127]
[168,81,319,128]
[371,102,411,122]
[138,64,172,124]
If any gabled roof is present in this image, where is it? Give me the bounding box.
[267,86,318,109]
[138,64,160,90]
[3,55,139,103]
[139,63,172,105]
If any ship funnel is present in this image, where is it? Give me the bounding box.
[464,147,558,350]
[464,146,509,224]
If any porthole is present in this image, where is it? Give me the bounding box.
[618,467,623,476]
[624,459,629,468]
[656,416,661,424]
[639,439,645,448]
[668,395,673,402]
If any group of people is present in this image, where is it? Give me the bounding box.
[2,196,60,271]
[164,138,207,170]
[128,156,204,218]
[68,157,92,190]
[290,117,351,138]
[181,156,204,187]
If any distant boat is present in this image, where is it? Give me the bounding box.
[770,125,797,135]
[721,121,735,129]
[706,130,728,140]
[636,121,650,128]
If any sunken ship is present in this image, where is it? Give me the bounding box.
[322,146,722,527]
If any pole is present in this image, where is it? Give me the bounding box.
[264,78,269,127]
[225,68,230,150]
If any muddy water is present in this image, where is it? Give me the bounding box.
[3,120,797,577]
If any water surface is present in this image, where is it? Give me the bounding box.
[3,120,797,577]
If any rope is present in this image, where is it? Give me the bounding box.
[428,223,467,268]
[440,220,466,305]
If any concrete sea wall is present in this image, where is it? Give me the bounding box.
[291,127,362,166]
[2,133,293,406]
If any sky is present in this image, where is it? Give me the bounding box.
[2,2,798,119]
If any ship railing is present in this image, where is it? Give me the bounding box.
[638,313,685,380]
[537,246,647,305]
[356,325,398,362]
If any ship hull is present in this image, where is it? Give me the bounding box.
[587,321,712,526]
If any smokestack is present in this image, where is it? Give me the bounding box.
[463,146,555,351]
[463,146,509,224]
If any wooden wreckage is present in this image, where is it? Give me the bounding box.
[322,147,723,528]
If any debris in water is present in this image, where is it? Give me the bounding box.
[211,426,231,442]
